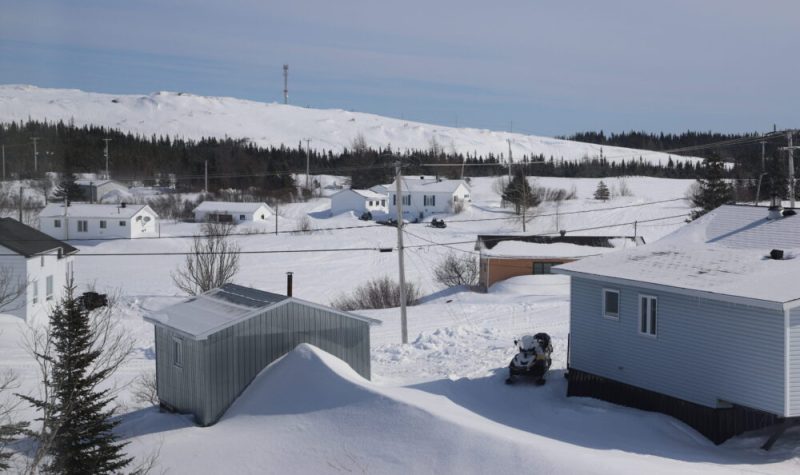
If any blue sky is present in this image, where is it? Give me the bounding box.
[1,0,797,136]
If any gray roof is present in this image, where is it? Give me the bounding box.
[145,283,380,339]
[0,218,78,258]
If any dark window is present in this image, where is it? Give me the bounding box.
[77,220,88,232]
[639,296,657,336]
[173,337,183,367]
[239,214,246,220]
[100,220,107,229]
[119,220,126,227]
[54,219,61,228]
[533,262,554,274]
[603,289,619,319]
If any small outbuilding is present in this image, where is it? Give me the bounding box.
[329,189,387,216]
[475,234,640,290]
[74,179,131,203]
[193,201,274,224]
[145,283,380,426]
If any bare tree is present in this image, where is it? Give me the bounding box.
[171,222,240,295]
[350,133,368,155]
[332,277,419,311]
[0,266,27,314]
[433,252,479,288]
[131,371,158,408]
[0,369,29,471]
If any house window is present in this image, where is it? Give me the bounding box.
[66,261,73,278]
[402,195,411,206]
[173,337,183,367]
[119,220,126,227]
[239,214,246,220]
[54,219,61,228]
[260,214,265,219]
[639,295,657,336]
[46,276,53,301]
[77,220,88,232]
[381,200,386,206]
[424,195,436,206]
[533,262,554,274]
[393,195,396,205]
[40,256,45,267]
[99,220,107,229]
[32,280,38,304]
[603,289,620,320]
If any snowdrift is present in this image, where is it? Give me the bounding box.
[0,85,700,165]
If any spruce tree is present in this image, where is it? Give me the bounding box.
[502,170,540,215]
[22,283,131,474]
[594,181,610,201]
[692,154,734,214]
[52,174,83,204]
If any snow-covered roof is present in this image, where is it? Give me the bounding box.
[390,178,469,194]
[74,179,127,188]
[145,283,380,339]
[351,189,387,199]
[554,205,800,309]
[483,239,634,259]
[193,201,273,214]
[39,203,152,219]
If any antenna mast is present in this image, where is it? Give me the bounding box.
[283,64,289,104]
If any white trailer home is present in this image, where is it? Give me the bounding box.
[39,203,159,240]
[193,201,274,224]
[0,218,77,322]
[329,189,387,216]
[554,204,800,444]
[387,177,470,221]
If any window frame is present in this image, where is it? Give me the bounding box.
[32,279,38,304]
[99,220,107,229]
[77,220,88,232]
[54,219,61,228]
[173,337,184,368]
[46,275,54,301]
[239,214,246,220]
[119,220,126,227]
[638,294,658,337]
[602,288,620,320]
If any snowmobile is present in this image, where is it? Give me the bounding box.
[430,218,447,229]
[505,333,552,385]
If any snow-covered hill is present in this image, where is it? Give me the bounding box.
[0,85,699,165]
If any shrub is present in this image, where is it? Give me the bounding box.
[131,371,158,407]
[452,200,465,214]
[332,276,420,311]
[433,252,478,287]
[594,181,610,201]
[296,215,313,233]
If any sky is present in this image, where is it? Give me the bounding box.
[0,0,797,137]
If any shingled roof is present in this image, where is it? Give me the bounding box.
[0,218,78,258]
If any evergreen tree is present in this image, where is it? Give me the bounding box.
[22,284,131,474]
[692,154,734,214]
[593,181,610,201]
[52,174,83,203]
[502,170,540,215]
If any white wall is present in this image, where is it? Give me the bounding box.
[0,245,72,322]
[388,184,471,219]
[330,191,387,216]
[40,208,159,240]
[194,206,271,224]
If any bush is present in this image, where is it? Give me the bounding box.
[332,276,420,311]
[594,181,610,201]
[433,252,478,287]
[131,371,158,407]
[296,215,313,233]
[452,200,465,214]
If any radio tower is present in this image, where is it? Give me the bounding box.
[283,64,289,104]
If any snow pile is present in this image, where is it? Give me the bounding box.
[0,85,700,165]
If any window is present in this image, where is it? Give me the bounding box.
[424,195,436,206]
[260,214,265,219]
[173,337,183,367]
[40,256,45,267]
[392,194,396,205]
[119,220,126,227]
[603,289,620,319]
[99,220,107,229]
[66,261,73,279]
[54,219,61,228]
[77,220,88,232]
[239,214,246,220]
[46,275,53,301]
[533,262,554,274]
[402,195,411,206]
[32,280,38,304]
[639,295,657,336]
[381,200,386,207]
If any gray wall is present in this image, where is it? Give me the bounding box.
[569,277,787,416]
[156,301,371,426]
[791,307,800,416]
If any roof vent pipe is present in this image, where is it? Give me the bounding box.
[767,194,783,220]
[286,271,293,297]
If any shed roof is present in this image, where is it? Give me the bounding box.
[554,205,800,308]
[482,239,636,259]
[193,201,273,214]
[39,203,152,219]
[0,218,78,257]
[145,283,380,339]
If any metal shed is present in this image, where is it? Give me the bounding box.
[144,283,380,426]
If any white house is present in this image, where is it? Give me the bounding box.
[329,189,387,216]
[0,218,78,322]
[74,179,131,203]
[387,177,471,220]
[193,201,274,224]
[38,203,159,240]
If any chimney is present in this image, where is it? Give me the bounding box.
[767,194,783,220]
[286,271,293,297]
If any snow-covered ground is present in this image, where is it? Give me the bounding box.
[2,176,799,473]
[0,85,701,165]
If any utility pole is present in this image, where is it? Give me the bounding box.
[394,161,408,345]
[506,139,513,180]
[304,138,312,191]
[103,138,112,179]
[1,144,5,181]
[760,140,767,171]
[283,64,289,104]
[31,137,39,174]
[275,205,279,235]
[204,160,208,192]
[780,131,798,208]
[18,187,23,222]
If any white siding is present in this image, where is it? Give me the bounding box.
[570,277,787,416]
[789,307,800,416]
[387,183,471,219]
[0,245,27,319]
